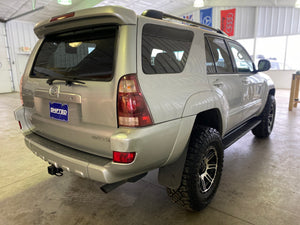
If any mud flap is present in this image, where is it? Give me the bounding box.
[158,146,188,189]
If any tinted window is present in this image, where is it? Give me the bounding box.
[142,24,194,74]
[206,36,234,74]
[31,26,117,81]
[205,38,216,74]
[228,41,254,73]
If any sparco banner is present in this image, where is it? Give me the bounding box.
[220,8,236,36]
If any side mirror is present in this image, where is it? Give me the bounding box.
[257,59,271,72]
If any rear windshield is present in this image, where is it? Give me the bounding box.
[31,26,117,81]
[142,24,194,74]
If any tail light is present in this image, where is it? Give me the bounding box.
[117,74,153,127]
[20,75,24,105]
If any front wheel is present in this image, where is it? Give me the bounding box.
[167,126,224,211]
[252,95,276,138]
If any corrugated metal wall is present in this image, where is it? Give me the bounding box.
[257,7,300,37]
[213,7,256,39]
[180,6,300,39]
[181,7,256,39]
[6,20,37,91]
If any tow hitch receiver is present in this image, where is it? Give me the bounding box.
[48,164,63,176]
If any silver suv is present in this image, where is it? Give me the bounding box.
[14,6,276,211]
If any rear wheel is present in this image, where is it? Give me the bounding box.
[252,95,276,138]
[167,126,223,211]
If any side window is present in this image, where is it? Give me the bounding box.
[142,24,194,74]
[205,38,216,74]
[206,36,234,74]
[228,41,254,73]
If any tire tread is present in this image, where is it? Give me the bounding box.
[252,95,276,138]
[167,126,223,211]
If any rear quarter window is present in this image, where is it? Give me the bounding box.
[142,24,194,74]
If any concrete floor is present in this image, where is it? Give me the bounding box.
[0,90,299,225]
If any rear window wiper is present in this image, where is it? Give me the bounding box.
[46,77,86,86]
[33,67,85,86]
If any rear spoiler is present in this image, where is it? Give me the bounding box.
[34,6,137,39]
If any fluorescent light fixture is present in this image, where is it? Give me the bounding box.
[296,0,300,8]
[194,0,204,8]
[58,0,72,5]
[69,42,82,47]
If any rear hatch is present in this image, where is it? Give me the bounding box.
[23,7,137,158]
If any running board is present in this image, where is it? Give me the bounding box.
[222,118,261,149]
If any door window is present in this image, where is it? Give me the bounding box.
[228,41,254,73]
[206,37,234,74]
[205,38,216,74]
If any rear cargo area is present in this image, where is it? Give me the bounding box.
[21,8,138,158]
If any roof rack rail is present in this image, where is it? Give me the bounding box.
[141,9,226,36]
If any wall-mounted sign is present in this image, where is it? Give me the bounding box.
[220,8,236,36]
[183,14,193,21]
[200,8,213,27]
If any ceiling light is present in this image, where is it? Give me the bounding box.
[194,0,204,8]
[69,42,82,47]
[57,0,72,5]
[296,0,300,8]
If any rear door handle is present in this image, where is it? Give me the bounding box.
[242,79,250,85]
[213,79,224,88]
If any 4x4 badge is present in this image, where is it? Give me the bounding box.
[49,85,60,98]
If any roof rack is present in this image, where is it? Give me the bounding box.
[141,9,226,36]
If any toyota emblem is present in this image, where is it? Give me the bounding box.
[49,85,60,97]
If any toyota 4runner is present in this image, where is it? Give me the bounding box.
[14,6,276,211]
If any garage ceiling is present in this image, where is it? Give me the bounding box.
[0,0,298,24]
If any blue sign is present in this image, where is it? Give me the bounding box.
[49,102,69,122]
[200,8,213,27]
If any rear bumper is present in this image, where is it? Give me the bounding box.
[15,106,182,184]
[14,106,32,134]
[24,132,114,183]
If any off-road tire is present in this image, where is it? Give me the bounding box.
[252,95,276,138]
[167,126,224,211]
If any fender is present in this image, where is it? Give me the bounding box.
[256,72,276,116]
[182,90,229,136]
[158,90,227,189]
